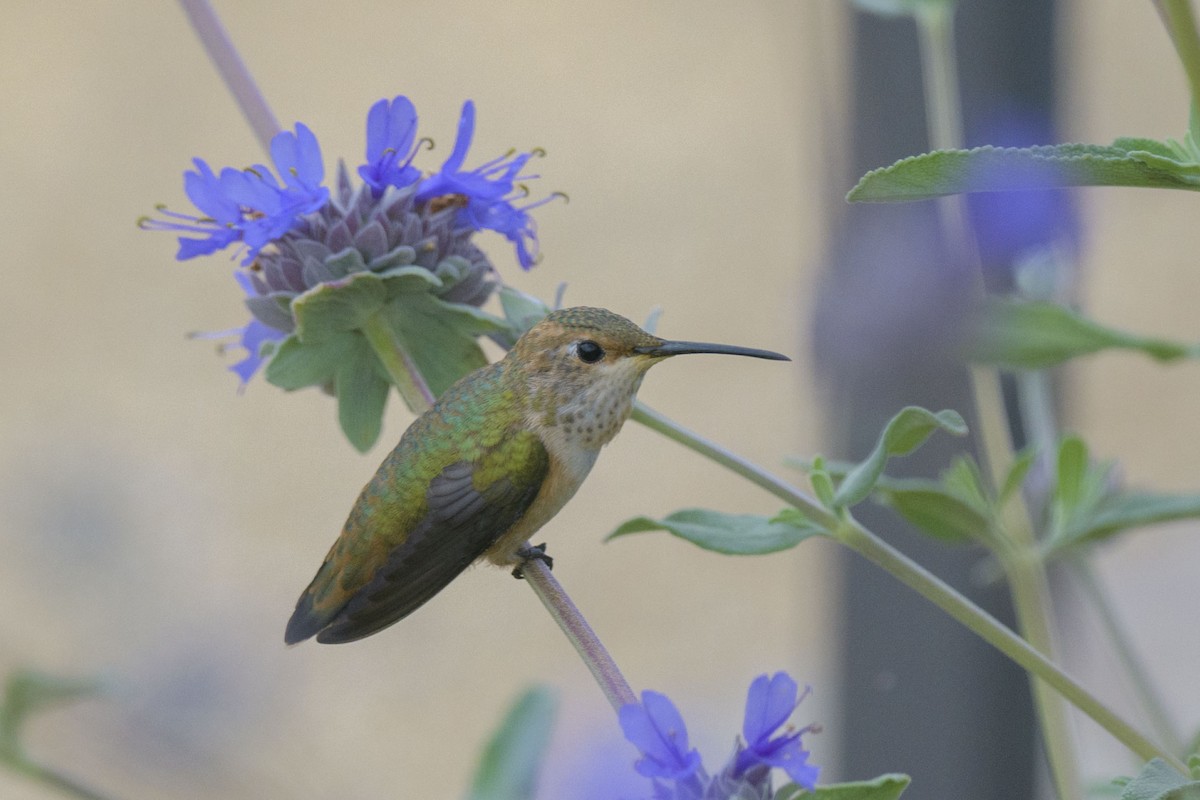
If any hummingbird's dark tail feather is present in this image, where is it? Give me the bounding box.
[284,451,549,645]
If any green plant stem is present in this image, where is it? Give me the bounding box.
[1072,560,1185,756]
[5,758,115,800]
[1153,0,1200,141]
[916,5,1081,795]
[631,402,1186,773]
[361,311,436,413]
[520,559,637,713]
[177,0,282,151]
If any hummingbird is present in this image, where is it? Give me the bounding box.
[284,306,788,644]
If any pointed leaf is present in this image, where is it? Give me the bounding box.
[971,299,1195,369]
[939,456,991,516]
[1055,491,1200,551]
[606,508,828,555]
[1056,436,1089,513]
[1118,759,1200,800]
[999,449,1036,505]
[875,484,987,544]
[834,407,967,508]
[848,143,1200,203]
[466,687,556,800]
[810,455,838,509]
[777,773,911,800]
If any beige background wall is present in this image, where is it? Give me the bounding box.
[0,3,831,798]
[0,2,1196,798]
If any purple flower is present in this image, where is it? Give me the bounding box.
[732,672,819,791]
[416,100,549,268]
[619,691,704,783]
[619,673,820,799]
[144,123,328,264]
[358,96,421,196]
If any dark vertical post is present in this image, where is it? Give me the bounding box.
[814,2,1070,796]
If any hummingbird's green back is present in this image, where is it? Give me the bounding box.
[285,359,550,644]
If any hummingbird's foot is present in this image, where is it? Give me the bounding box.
[511,543,553,579]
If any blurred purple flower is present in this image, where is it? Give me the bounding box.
[619,690,704,782]
[732,672,819,791]
[619,672,819,799]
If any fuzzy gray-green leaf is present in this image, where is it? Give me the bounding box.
[375,294,506,400]
[833,407,967,508]
[292,271,387,343]
[971,299,1195,369]
[335,344,390,452]
[1117,759,1200,800]
[848,143,1200,203]
[876,484,987,544]
[1055,491,1200,552]
[777,773,911,800]
[264,332,359,391]
[607,508,826,555]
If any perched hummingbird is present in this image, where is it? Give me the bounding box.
[284,306,788,644]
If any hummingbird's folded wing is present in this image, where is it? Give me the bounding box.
[284,430,550,644]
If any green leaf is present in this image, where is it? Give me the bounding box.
[999,448,1036,505]
[875,483,987,544]
[971,299,1195,370]
[375,294,506,400]
[809,455,838,509]
[335,343,391,452]
[852,0,952,17]
[1,670,101,760]
[264,332,358,391]
[939,456,990,516]
[833,407,967,508]
[1056,436,1090,513]
[848,142,1200,203]
[777,773,911,800]
[1056,490,1200,551]
[377,264,444,296]
[495,286,552,349]
[606,508,828,555]
[292,271,388,343]
[1118,759,1200,800]
[466,687,556,800]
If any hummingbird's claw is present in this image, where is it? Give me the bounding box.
[512,542,553,579]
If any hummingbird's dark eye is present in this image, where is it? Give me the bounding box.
[576,340,605,364]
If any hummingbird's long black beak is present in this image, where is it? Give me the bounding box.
[633,340,791,361]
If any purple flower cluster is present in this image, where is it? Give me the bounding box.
[147,96,546,269]
[144,96,551,382]
[619,672,819,799]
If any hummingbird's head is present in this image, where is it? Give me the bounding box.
[512,307,788,450]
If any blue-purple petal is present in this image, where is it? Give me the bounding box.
[359,97,422,195]
[229,318,287,384]
[742,672,799,746]
[619,692,703,782]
